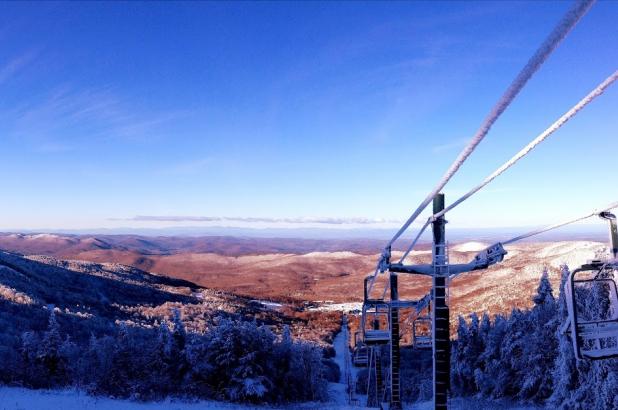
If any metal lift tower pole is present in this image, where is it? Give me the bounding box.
[432,193,449,410]
[389,273,402,410]
[388,197,506,409]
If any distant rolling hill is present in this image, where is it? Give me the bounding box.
[0,232,412,257]
[0,232,610,321]
[0,249,340,349]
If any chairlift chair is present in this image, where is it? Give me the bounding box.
[361,275,391,345]
[412,315,433,349]
[353,346,369,366]
[361,301,391,345]
[352,331,369,366]
[565,211,618,360]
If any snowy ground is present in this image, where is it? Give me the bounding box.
[0,387,365,410]
[0,387,542,409]
[308,302,362,312]
[329,317,354,406]
[409,399,541,410]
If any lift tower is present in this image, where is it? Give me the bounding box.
[388,193,507,410]
[432,194,449,409]
[389,273,402,410]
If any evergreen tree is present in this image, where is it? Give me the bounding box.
[144,321,173,398]
[451,315,471,395]
[519,269,558,402]
[475,314,507,398]
[184,332,214,398]
[169,309,188,389]
[494,308,527,398]
[18,331,41,387]
[38,309,69,387]
[549,265,578,408]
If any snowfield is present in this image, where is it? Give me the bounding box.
[452,242,489,252]
[0,387,364,410]
[0,387,543,409]
[309,302,362,312]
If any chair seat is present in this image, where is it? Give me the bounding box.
[578,320,618,339]
[582,347,618,359]
[365,330,390,344]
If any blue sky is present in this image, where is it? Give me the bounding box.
[0,1,617,233]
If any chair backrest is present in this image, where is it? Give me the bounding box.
[566,262,618,360]
[360,301,391,344]
[413,316,432,349]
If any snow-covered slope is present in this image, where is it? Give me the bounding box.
[0,387,541,409]
[0,387,363,410]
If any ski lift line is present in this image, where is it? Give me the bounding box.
[396,67,616,264]
[380,277,390,300]
[383,0,596,251]
[430,70,618,223]
[368,0,595,299]
[398,219,431,263]
[391,71,617,282]
[502,201,618,245]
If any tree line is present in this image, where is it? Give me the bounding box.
[0,308,333,404]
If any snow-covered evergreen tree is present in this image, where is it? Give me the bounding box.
[37,308,70,387]
[518,269,558,402]
[18,331,41,387]
[184,332,215,398]
[169,309,188,389]
[452,313,483,395]
[494,308,528,398]
[475,314,507,398]
[549,265,578,408]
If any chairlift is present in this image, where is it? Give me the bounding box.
[360,275,391,345]
[361,301,391,344]
[412,315,432,349]
[352,331,369,366]
[565,211,618,360]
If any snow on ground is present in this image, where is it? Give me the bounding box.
[250,299,284,310]
[331,327,347,384]
[300,252,358,259]
[0,387,544,410]
[0,387,364,410]
[329,319,354,406]
[452,242,489,252]
[309,302,362,312]
[410,399,541,409]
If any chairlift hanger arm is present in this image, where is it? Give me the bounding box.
[390,293,432,310]
[599,211,618,258]
[389,243,507,278]
[388,263,433,276]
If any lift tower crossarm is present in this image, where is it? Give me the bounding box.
[388,243,507,277]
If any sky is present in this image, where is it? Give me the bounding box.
[0,1,617,236]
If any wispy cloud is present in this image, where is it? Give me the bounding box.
[431,137,469,153]
[0,51,38,85]
[5,85,186,151]
[162,157,214,175]
[115,215,402,225]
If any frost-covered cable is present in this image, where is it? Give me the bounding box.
[503,201,618,245]
[398,218,431,263]
[368,0,595,297]
[384,0,595,251]
[398,70,616,261]
[432,70,618,222]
